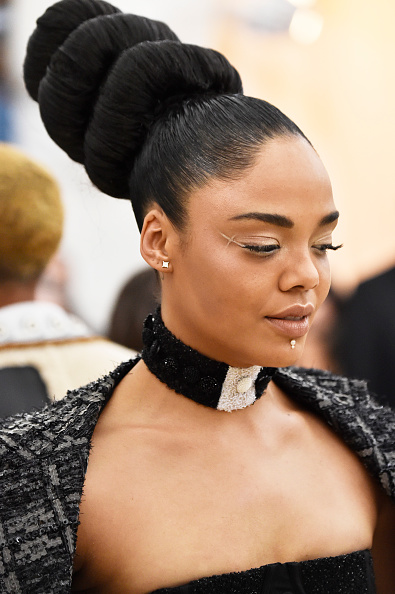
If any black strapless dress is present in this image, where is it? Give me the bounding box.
[150,550,376,593]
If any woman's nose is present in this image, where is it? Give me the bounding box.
[278,251,320,292]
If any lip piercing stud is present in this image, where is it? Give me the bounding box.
[162,261,169,269]
[290,340,296,349]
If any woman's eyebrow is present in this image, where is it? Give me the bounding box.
[229,212,294,228]
[319,211,339,226]
[229,210,339,229]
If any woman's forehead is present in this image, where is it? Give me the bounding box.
[187,136,334,220]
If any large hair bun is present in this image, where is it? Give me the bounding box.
[85,41,243,198]
[24,1,179,165]
[24,0,242,200]
[24,0,121,101]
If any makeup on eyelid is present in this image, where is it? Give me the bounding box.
[220,232,278,248]
[219,232,342,254]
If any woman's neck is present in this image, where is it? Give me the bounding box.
[0,279,37,308]
[140,308,278,412]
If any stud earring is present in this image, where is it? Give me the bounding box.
[162,261,169,269]
[290,339,296,349]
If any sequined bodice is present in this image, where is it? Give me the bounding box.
[151,550,375,593]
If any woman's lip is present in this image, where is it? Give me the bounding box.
[265,315,310,338]
[271,304,314,318]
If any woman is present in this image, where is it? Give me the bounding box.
[0,0,393,592]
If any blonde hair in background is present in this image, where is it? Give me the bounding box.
[0,143,63,281]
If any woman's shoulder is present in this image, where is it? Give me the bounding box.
[0,357,137,461]
[275,365,395,414]
[275,365,395,438]
[275,366,395,499]
[277,365,370,397]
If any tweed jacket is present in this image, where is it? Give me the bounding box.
[0,359,394,593]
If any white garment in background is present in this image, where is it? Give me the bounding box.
[0,301,135,401]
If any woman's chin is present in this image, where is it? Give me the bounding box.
[254,346,306,369]
[215,339,307,369]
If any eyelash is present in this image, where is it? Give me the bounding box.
[242,243,343,255]
[243,244,279,254]
[314,243,343,253]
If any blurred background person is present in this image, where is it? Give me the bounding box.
[108,266,159,352]
[35,253,70,310]
[0,142,134,417]
[335,265,395,409]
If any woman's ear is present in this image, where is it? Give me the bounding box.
[140,207,174,273]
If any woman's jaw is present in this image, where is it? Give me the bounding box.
[159,298,319,370]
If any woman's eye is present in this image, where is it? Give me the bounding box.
[314,243,343,253]
[243,244,280,255]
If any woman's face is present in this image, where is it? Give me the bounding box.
[162,135,338,368]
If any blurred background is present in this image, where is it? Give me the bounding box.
[2,0,395,335]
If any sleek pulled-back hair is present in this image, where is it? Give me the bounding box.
[24,0,308,231]
[130,94,305,230]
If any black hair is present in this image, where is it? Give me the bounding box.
[24,0,121,101]
[24,0,309,231]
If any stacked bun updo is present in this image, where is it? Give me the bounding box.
[24,0,308,231]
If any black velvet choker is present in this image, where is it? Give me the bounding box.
[141,308,278,412]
